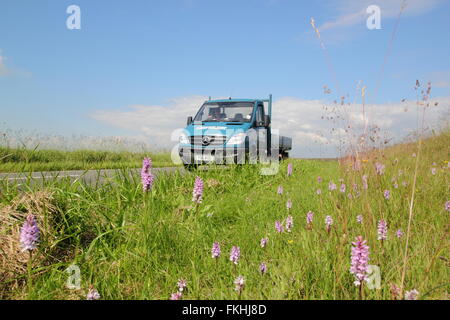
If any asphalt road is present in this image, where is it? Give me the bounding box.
[0,167,182,186]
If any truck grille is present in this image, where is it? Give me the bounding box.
[189,135,227,146]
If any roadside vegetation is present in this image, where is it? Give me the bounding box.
[1,129,448,300]
[0,147,176,172]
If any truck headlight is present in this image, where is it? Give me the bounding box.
[179,133,190,144]
[227,133,246,145]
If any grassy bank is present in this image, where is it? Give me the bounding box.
[0,131,448,300]
[0,147,177,172]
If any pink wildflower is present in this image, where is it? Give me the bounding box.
[260,237,268,248]
[259,263,267,275]
[356,215,363,224]
[287,163,292,176]
[375,162,385,175]
[285,215,293,232]
[349,236,370,286]
[86,287,101,300]
[306,211,314,228]
[362,175,368,190]
[377,220,388,241]
[404,289,419,300]
[286,199,292,210]
[170,292,182,300]
[325,215,333,233]
[328,182,337,191]
[192,176,203,203]
[230,246,240,265]
[234,276,245,293]
[211,242,221,258]
[177,279,187,292]
[141,157,154,192]
[20,214,40,252]
[277,185,283,195]
[275,220,284,233]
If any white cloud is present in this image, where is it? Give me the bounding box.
[428,70,450,90]
[0,51,31,77]
[319,0,445,31]
[91,95,207,150]
[0,54,9,76]
[90,95,450,158]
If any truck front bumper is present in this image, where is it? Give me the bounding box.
[178,146,247,165]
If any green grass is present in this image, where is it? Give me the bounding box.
[0,131,448,300]
[0,147,177,172]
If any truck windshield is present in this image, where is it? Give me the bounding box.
[193,102,254,122]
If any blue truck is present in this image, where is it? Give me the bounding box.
[178,95,292,169]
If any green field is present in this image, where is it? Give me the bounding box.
[0,147,176,172]
[0,131,448,300]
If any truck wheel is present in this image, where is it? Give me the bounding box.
[183,164,198,171]
[280,151,289,160]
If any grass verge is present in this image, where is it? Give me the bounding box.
[0,131,448,299]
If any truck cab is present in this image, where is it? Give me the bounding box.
[178,95,291,167]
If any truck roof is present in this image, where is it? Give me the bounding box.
[206,98,261,103]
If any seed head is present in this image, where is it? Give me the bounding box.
[390,283,401,300]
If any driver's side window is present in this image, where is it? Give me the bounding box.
[256,105,264,126]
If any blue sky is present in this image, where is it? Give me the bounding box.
[1,0,449,156]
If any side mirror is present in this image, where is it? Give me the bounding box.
[264,115,271,127]
[187,116,193,125]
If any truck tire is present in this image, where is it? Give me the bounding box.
[280,151,289,160]
[183,164,198,171]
